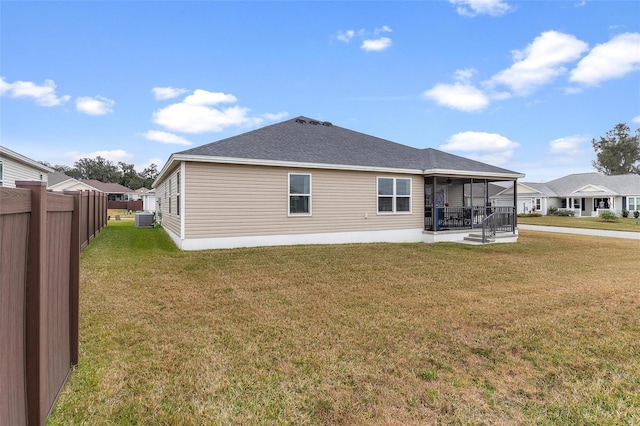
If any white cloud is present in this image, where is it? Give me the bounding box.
[441,131,518,165]
[488,31,589,95]
[374,25,393,35]
[183,89,237,106]
[449,0,512,17]
[0,77,70,106]
[336,30,356,43]
[336,26,393,51]
[76,95,115,115]
[442,131,519,152]
[151,90,287,134]
[142,130,193,146]
[152,86,188,100]
[423,82,490,112]
[65,149,133,163]
[569,32,640,86]
[361,37,392,52]
[548,135,590,155]
[632,115,640,124]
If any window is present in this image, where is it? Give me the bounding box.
[168,177,172,214]
[289,173,311,215]
[534,198,541,211]
[573,198,580,209]
[0,160,3,187]
[378,177,411,213]
[176,172,181,216]
[629,197,640,212]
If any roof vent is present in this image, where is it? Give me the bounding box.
[322,121,332,127]
[309,120,320,125]
[295,118,307,124]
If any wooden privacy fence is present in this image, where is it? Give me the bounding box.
[0,182,106,426]
[107,200,143,211]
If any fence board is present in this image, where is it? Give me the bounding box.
[0,212,30,426]
[0,187,31,214]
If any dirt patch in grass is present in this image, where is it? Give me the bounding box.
[49,223,640,424]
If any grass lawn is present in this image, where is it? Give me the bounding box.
[49,222,640,425]
[518,215,640,232]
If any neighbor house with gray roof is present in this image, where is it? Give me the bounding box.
[153,116,524,250]
[491,173,640,217]
[0,145,52,188]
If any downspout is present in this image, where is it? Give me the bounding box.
[513,179,518,233]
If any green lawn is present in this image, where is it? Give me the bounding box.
[49,221,640,425]
[518,215,640,232]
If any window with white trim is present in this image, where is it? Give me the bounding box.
[534,198,541,211]
[289,173,311,215]
[378,177,411,213]
[629,196,640,212]
[0,160,3,187]
[168,177,172,214]
[176,171,181,216]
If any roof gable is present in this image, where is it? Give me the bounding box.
[547,173,640,196]
[81,179,134,193]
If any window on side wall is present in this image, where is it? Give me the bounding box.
[176,172,181,216]
[629,197,639,212]
[169,177,172,214]
[289,173,311,215]
[0,160,3,187]
[377,177,411,214]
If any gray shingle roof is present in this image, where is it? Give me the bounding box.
[545,173,640,196]
[47,171,75,187]
[177,116,521,176]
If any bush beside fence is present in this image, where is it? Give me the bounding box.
[0,182,106,425]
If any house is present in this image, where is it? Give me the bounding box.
[80,180,137,202]
[153,116,524,250]
[491,172,640,216]
[47,171,101,192]
[141,189,156,212]
[0,145,52,188]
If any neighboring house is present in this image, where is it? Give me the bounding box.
[47,171,101,192]
[492,172,640,216]
[141,189,156,212]
[0,145,52,188]
[153,116,524,250]
[80,180,137,201]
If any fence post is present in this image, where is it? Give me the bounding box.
[64,190,81,365]
[16,181,47,426]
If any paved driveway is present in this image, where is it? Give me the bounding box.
[518,224,640,240]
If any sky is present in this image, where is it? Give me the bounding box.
[1,0,639,182]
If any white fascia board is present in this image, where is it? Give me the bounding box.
[166,154,424,175]
[154,154,524,180]
[423,169,525,180]
[0,145,54,173]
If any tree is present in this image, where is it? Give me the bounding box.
[139,163,159,189]
[118,162,144,189]
[73,156,122,182]
[591,123,640,175]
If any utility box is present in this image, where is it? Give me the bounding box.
[134,212,155,228]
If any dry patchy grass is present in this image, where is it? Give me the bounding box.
[49,222,640,425]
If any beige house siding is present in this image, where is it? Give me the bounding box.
[183,162,424,239]
[156,164,181,238]
[0,156,47,188]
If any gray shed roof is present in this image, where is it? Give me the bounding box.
[171,116,521,177]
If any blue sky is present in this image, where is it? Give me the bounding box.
[1,0,639,182]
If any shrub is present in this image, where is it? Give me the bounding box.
[622,209,629,218]
[547,206,558,216]
[518,213,542,217]
[599,211,618,222]
[635,210,640,219]
[555,209,575,217]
